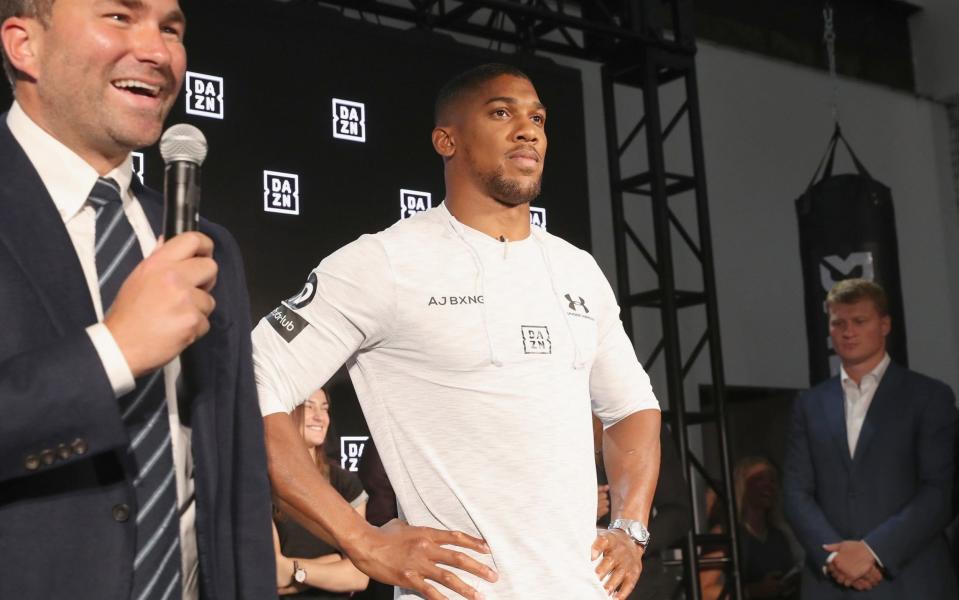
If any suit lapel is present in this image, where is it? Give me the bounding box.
[0,118,97,332]
[852,361,902,465]
[822,377,853,468]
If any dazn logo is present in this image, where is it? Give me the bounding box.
[400,189,432,219]
[340,436,369,472]
[332,98,366,142]
[530,206,547,230]
[185,71,224,119]
[263,170,300,215]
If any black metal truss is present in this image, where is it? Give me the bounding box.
[600,4,741,598]
[309,0,695,59]
[280,1,742,598]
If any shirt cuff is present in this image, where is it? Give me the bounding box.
[861,540,884,568]
[822,551,838,575]
[86,323,135,397]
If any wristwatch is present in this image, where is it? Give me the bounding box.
[293,559,307,584]
[609,518,651,549]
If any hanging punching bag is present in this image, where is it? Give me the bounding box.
[795,125,908,385]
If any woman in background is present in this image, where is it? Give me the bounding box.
[273,388,370,598]
[701,456,800,600]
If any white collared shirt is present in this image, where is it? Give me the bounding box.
[7,101,198,599]
[840,353,891,458]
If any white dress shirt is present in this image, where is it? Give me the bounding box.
[840,353,891,458]
[7,102,198,599]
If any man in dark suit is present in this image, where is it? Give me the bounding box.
[0,1,273,598]
[784,278,957,599]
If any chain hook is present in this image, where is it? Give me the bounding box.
[822,3,839,125]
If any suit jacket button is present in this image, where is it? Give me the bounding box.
[112,504,131,522]
[57,443,72,460]
[40,449,55,465]
[71,438,88,456]
[24,454,40,470]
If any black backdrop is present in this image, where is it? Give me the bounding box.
[1,2,592,471]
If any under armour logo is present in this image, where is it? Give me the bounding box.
[565,293,589,314]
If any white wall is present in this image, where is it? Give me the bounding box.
[551,40,959,398]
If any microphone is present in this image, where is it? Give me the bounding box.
[160,124,208,237]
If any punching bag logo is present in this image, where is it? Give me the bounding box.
[819,252,875,294]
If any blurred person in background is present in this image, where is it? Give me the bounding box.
[700,456,800,600]
[274,388,369,599]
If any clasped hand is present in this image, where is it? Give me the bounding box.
[823,540,884,591]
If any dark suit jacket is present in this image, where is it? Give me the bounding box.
[783,361,958,599]
[0,118,275,599]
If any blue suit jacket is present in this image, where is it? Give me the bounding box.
[0,118,275,599]
[784,361,958,599]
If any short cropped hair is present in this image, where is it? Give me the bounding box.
[826,278,889,316]
[0,0,55,86]
[434,62,531,125]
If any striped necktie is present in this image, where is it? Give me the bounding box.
[90,177,182,600]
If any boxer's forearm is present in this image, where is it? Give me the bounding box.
[603,409,661,524]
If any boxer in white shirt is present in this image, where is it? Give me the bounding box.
[255,63,662,600]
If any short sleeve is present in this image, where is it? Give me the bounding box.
[588,260,660,427]
[252,234,396,415]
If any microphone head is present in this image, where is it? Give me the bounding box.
[160,123,208,165]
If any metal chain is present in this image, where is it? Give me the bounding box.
[823,3,839,124]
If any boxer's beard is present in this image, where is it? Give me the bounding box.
[480,165,542,207]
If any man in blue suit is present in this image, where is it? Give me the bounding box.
[784,278,958,598]
[0,1,273,598]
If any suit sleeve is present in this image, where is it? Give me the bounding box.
[783,391,842,568]
[0,333,128,483]
[213,226,276,599]
[863,381,957,575]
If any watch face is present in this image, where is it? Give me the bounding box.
[611,519,649,546]
[628,522,650,543]
[294,565,307,583]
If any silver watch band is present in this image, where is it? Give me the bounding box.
[609,518,651,549]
